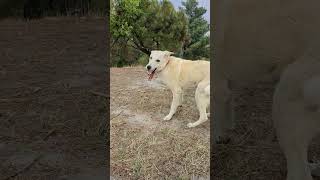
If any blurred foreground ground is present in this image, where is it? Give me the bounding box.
[0,17,107,179]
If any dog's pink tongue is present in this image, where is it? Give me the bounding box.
[148,72,154,81]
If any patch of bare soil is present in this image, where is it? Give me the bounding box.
[0,17,107,179]
[212,83,320,180]
[110,67,210,179]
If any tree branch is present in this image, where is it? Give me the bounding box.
[111,37,119,49]
[131,32,151,55]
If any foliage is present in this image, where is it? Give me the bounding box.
[180,0,209,60]
[110,0,210,66]
[110,37,146,67]
[0,0,107,19]
[110,0,188,55]
[136,53,150,66]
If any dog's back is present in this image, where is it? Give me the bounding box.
[168,57,210,86]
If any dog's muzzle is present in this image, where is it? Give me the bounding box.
[147,68,157,81]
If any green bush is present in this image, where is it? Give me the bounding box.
[136,54,149,66]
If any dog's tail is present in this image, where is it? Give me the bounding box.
[204,85,210,96]
[303,75,320,112]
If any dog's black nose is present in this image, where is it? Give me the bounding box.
[147,65,151,70]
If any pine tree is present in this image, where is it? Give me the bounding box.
[180,0,209,60]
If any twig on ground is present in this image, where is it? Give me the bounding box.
[111,110,124,120]
[58,46,70,56]
[12,87,42,98]
[90,90,109,98]
[42,129,56,141]
[3,154,42,180]
[153,163,161,175]
[32,87,42,93]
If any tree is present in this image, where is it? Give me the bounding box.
[180,0,209,60]
[0,0,24,19]
[0,0,106,19]
[110,0,188,56]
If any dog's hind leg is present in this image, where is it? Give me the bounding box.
[280,134,313,180]
[163,87,182,121]
[273,98,314,180]
[272,61,320,180]
[273,106,314,180]
[274,111,316,180]
[304,75,320,178]
[187,81,210,128]
[205,85,210,118]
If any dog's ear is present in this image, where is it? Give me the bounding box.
[164,51,174,57]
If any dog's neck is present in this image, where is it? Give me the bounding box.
[153,58,170,82]
[158,58,171,74]
[164,58,170,68]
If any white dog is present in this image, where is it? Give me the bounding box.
[273,57,320,180]
[145,50,210,128]
[214,0,320,179]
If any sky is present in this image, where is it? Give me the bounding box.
[170,0,210,22]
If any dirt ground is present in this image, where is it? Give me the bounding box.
[212,82,320,180]
[110,67,210,179]
[0,18,107,179]
[110,66,320,179]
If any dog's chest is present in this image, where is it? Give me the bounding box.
[154,78,166,85]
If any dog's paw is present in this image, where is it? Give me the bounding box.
[163,115,172,121]
[187,123,196,128]
[312,167,320,177]
[309,161,320,177]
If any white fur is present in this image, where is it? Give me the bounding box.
[146,50,210,128]
[214,0,320,179]
[272,58,320,180]
[303,76,320,109]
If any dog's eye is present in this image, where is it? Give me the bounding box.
[156,59,160,62]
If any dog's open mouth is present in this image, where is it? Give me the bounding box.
[148,68,157,81]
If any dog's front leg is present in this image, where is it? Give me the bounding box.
[213,77,234,143]
[179,91,184,107]
[163,88,182,121]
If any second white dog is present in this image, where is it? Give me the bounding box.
[145,50,210,128]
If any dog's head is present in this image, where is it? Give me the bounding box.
[145,50,174,80]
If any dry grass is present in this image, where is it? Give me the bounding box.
[110,67,210,179]
[0,18,107,179]
[111,125,209,179]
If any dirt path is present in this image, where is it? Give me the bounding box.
[0,17,107,179]
[110,67,210,179]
